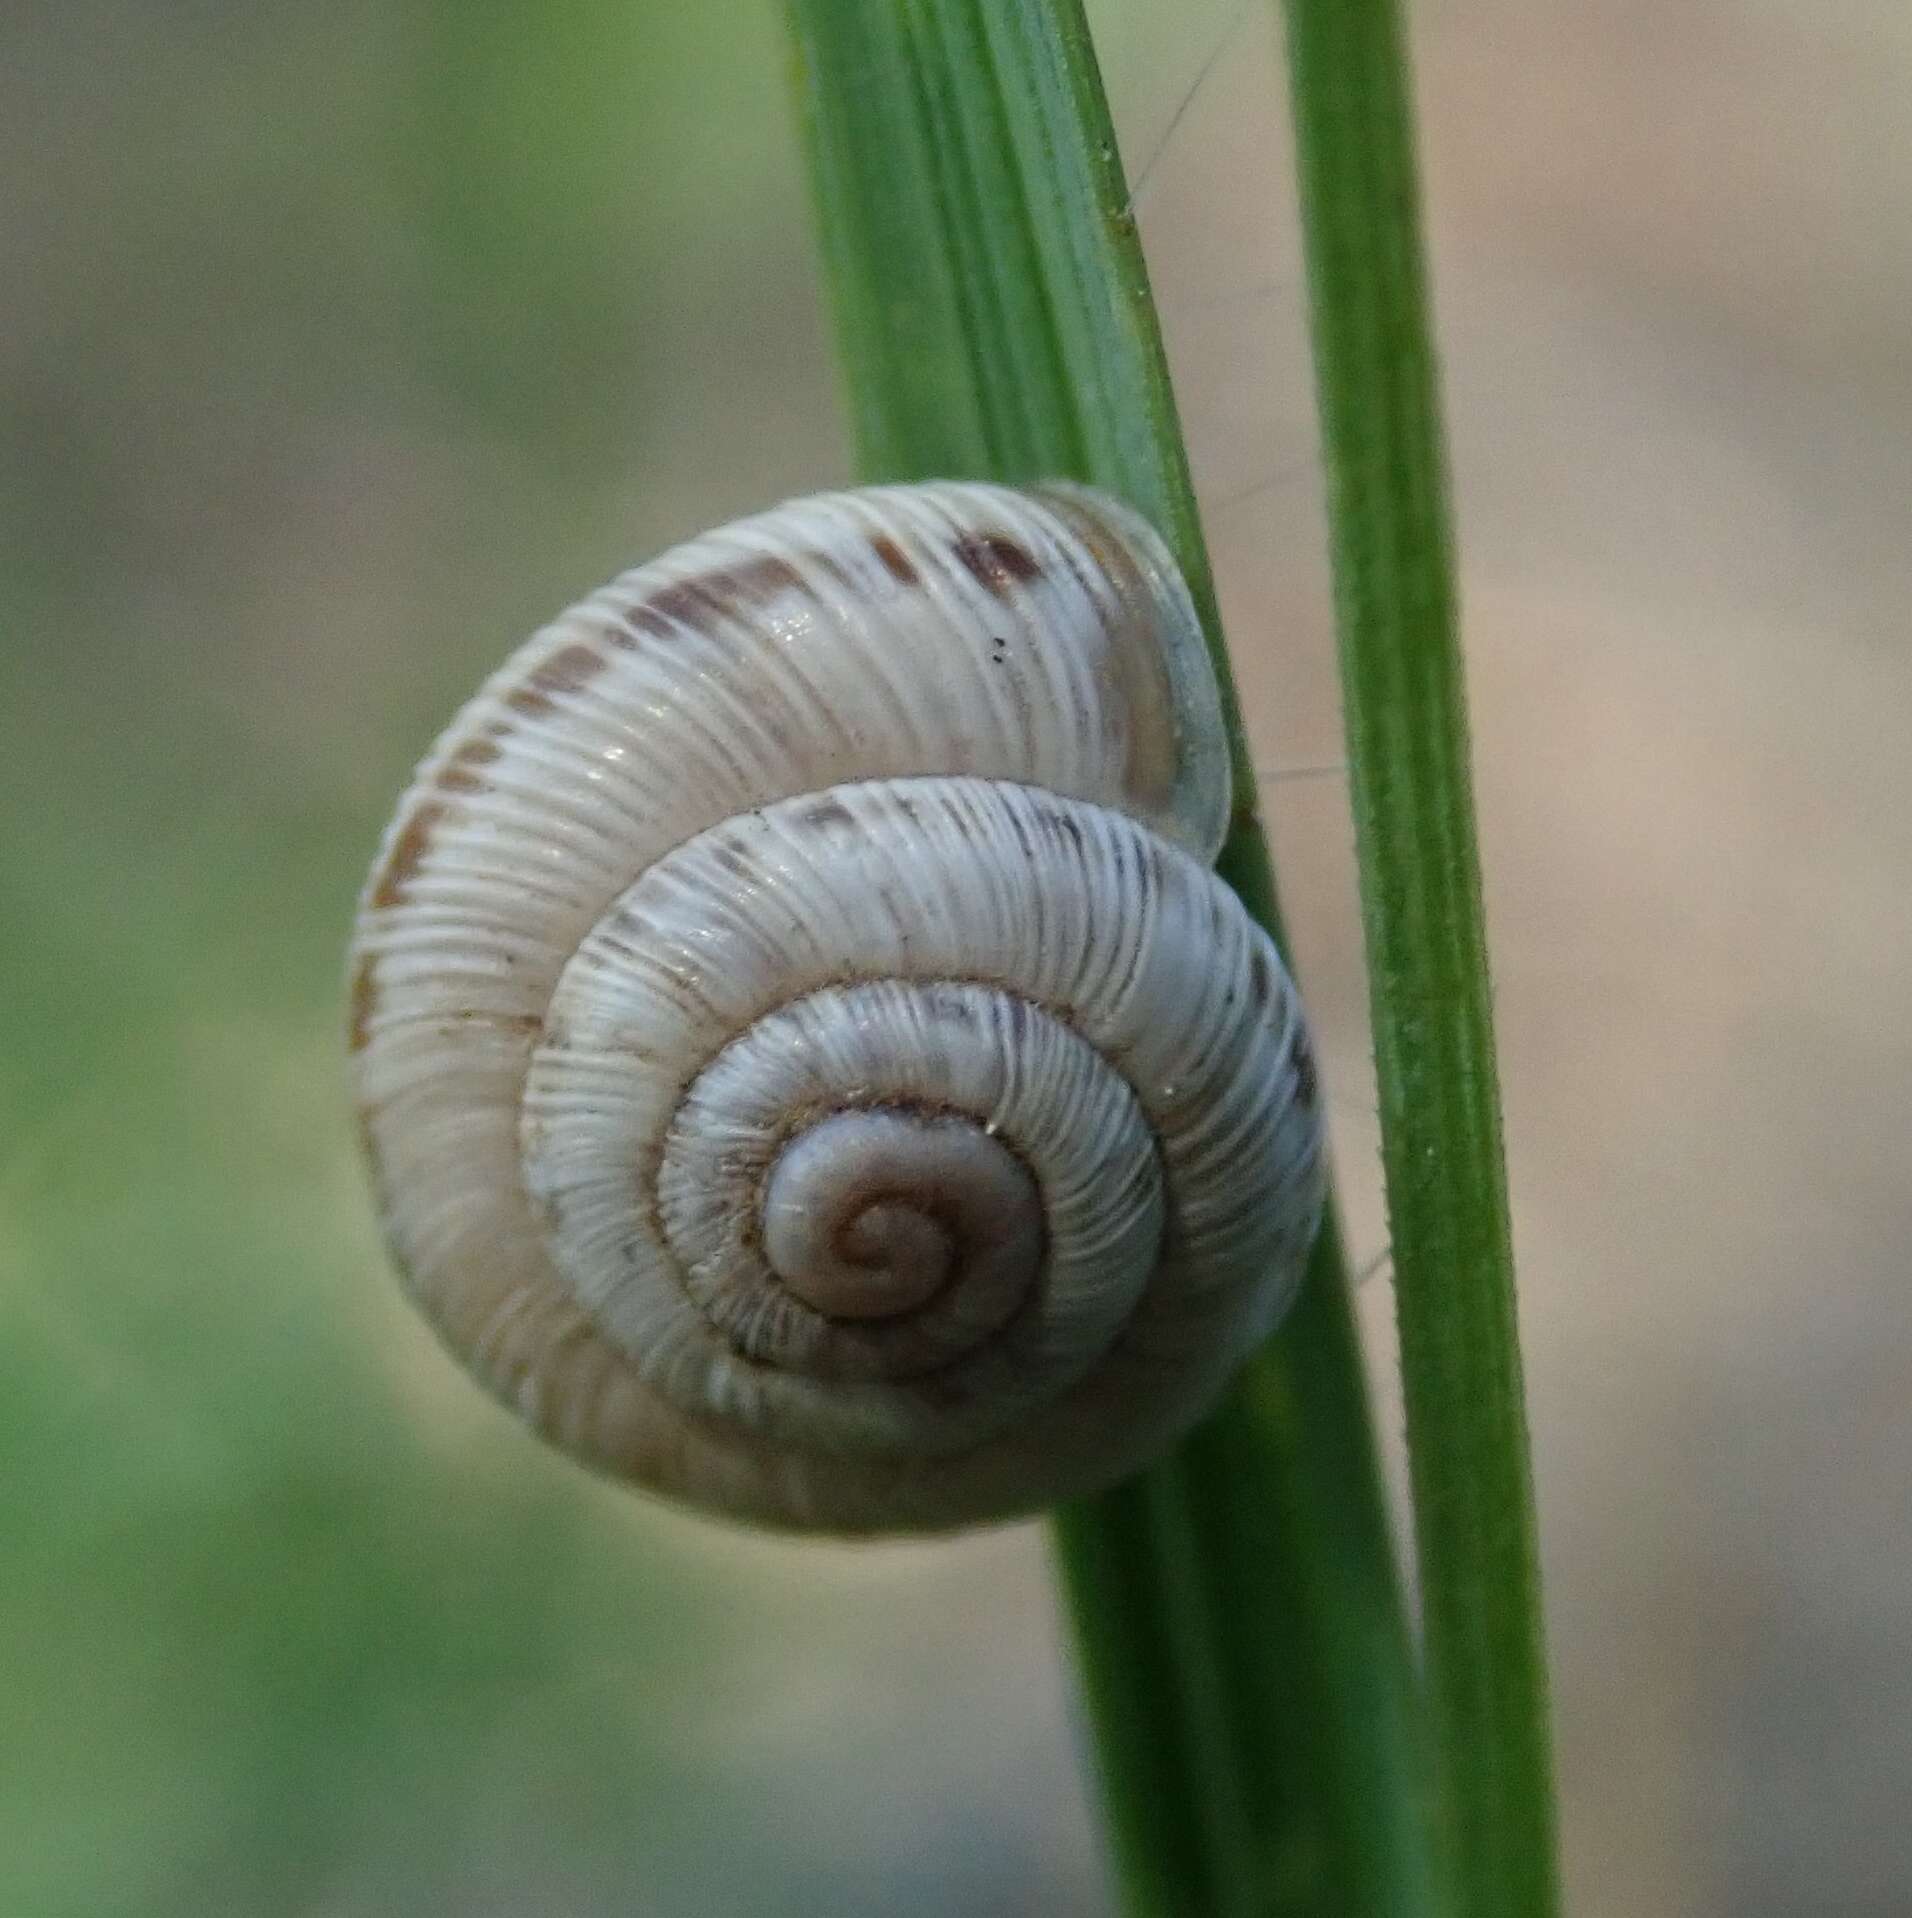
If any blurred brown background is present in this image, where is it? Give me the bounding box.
[3,2,1907,1912]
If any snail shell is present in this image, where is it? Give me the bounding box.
[347,482,1323,1533]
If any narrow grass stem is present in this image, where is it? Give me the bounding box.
[1275,3,1561,1910]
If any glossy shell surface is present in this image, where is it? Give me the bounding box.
[348,482,1323,1532]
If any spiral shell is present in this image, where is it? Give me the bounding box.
[348,482,1323,1532]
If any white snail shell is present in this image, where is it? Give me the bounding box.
[347,482,1323,1533]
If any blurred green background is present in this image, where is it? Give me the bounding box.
[4,3,1909,1913]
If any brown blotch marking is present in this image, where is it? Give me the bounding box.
[436,733,503,793]
[726,552,809,602]
[1288,1024,1319,1109]
[621,553,813,645]
[870,534,919,586]
[502,639,612,714]
[370,799,446,907]
[620,578,705,643]
[346,955,378,1051]
[1038,495,1181,814]
[528,641,610,697]
[639,579,710,631]
[951,532,1043,597]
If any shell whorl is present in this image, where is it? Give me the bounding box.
[348,482,1324,1532]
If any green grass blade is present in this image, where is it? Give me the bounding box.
[1275,3,1562,1911]
[786,4,1439,1913]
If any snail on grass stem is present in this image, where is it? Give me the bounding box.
[347,483,1323,1534]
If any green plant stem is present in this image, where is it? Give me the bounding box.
[786,4,1437,1913]
[1275,3,1560,1912]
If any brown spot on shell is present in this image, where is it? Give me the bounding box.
[501,640,611,714]
[725,553,810,603]
[370,799,446,908]
[436,733,503,793]
[870,535,919,586]
[529,642,609,696]
[1037,490,1130,587]
[1030,494,1181,816]
[346,954,378,1051]
[616,593,685,646]
[950,532,1043,596]
[634,578,711,635]
[619,554,812,644]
